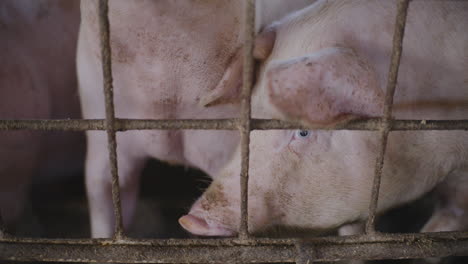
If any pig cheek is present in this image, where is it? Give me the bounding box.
[200,183,238,229]
[251,190,285,230]
[272,131,294,153]
[272,154,304,216]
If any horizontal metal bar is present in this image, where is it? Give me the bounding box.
[1,232,467,263]
[1,118,468,131]
[118,118,238,130]
[0,119,106,131]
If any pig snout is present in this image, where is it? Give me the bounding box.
[179,199,236,236]
[179,161,280,237]
[179,181,240,236]
[179,214,235,236]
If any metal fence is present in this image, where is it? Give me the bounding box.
[1,0,468,263]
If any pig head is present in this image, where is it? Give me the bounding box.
[180,0,468,236]
[180,46,384,235]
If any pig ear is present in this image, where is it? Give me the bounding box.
[267,47,384,126]
[200,29,276,107]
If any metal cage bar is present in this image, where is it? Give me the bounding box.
[98,0,125,240]
[239,0,256,240]
[365,0,410,234]
[1,118,468,131]
[0,0,468,263]
[1,233,468,263]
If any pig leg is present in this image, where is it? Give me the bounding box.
[419,170,468,264]
[0,132,41,234]
[338,222,365,236]
[0,174,30,233]
[421,169,468,233]
[85,132,145,238]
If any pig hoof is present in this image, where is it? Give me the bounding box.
[179,214,235,236]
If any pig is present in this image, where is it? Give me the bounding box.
[77,0,316,238]
[179,0,468,237]
[0,0,80,233]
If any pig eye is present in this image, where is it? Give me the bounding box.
[295,130,311,139]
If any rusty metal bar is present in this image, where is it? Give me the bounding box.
[1,232,468,263]
[117,118,237,130]
[98,0,124,240]
[0,119,106,131]
[295,241,314,264]
[1,118,468,131]
[238,0,256,240]
[365,0,410,234]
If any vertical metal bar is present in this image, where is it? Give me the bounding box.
[239,0,256,240]
[98,0,124,240]
[365,0,410,234]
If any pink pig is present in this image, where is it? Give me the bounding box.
[77,0,316,238]
[180,0,468,237]
[0,0,80,231]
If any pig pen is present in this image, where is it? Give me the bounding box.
[1,0,468,263]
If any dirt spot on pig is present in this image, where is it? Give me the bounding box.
[264,191,286,220]
[111,38,136,64]
[201,183,229,211]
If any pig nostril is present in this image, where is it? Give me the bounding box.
[179,214,209,233]
[179,214,236,237]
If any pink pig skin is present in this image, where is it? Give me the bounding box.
[180,0,468,237]
[77,0,316,238]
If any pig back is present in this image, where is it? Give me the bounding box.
[78,0,244,120]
